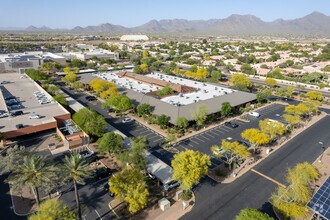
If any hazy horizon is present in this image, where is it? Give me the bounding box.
[0,0,329,29]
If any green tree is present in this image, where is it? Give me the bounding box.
[190,104,208,128]
[256,93,266,103]
[230,74,252,91]
[264,78,277,88]
[176,117,189,130]
[109,169,149,213]
[271,162,319,219]
[71,81,84,90]
[166,133,177,145]
[221,102,232,117]
[70,59,86,68]
[8,155,55,207]
[240,64,256,75]
[188,64,198,73]
[211,70,222,82]
[118,137,147,170]
[133,66,142,74]
[241,128,270,153]
[235,208,274,220]
[157,114,168,126]
[72,107,107,138]
[103,95,132,112]
[263,89,272,97]
[29,198,76,220]
[156,86,174,96]
[53,94,68,107]
[275,86,294,98]
[136,103,151,116]
[172,150,211,190]
[97,132,124,154]
[62,154,93,220]
[169,62,177,70]
[211,140,251,170]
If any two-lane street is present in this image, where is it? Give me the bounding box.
[183,115,330,220]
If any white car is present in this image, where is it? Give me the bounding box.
[29,114,41,119]
[122,118,134,123]
[0,113,8,118]
[248,112,260,118]
[79,150,94,159]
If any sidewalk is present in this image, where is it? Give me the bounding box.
[110,193,195,220]
[208,111,327,183]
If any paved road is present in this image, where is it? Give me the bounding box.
[0,130,57,220]
[57,81,174,165]
[183,115,330,220]
[175,103,287,168]
[60,178,115,220]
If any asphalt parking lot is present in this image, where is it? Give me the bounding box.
[174,103,287,168]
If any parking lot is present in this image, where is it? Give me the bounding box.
[174,103,287,168]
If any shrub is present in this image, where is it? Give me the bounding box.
[181,190,192,201]
[215,169,227,177]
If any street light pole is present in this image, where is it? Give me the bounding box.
[319,142,325,163]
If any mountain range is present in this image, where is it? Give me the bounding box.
[5,12,330,35]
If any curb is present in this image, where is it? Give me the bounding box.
[108,201,120,219]
[213,111,327,184]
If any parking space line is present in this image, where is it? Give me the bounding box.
[213,128,225,134]
[234,121,246,125]
[196,135,209,142]
[194,136,207,142]
[190,139,201,145]
[203,132,216,139]
[209,129,221,136]
[94,209,102,220]
[137,129,151,135]
[218,127,231,132]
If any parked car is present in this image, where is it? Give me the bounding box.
[122,117,134,123]
[93,167,111,180]
[8,104,21,110]
[248,112,260,118]
[29,114,41,119]
[85,96,96,101]
[0,113,8,118]
[103,182,114,197]
[4,95,15,100]
[79,150,94,159]
[10,110,23,116]
[237,140,250,148]
[224,121,239,128]
[163,180,180,191]
[16,124,24,129]
[0,81,10,84]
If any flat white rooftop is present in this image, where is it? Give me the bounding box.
[146,72,236,106]
[90,71,237,106]
[90,70,161,93]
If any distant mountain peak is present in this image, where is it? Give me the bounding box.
[19,12,330,35]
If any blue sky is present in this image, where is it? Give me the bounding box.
[1,0,329,28]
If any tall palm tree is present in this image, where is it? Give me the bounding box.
[8,155,54,207]
[62,154,93,220]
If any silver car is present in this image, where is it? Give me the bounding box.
[29,114,41,119]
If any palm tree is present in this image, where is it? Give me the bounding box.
[8,155,54,207]
[62,154,93,220]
